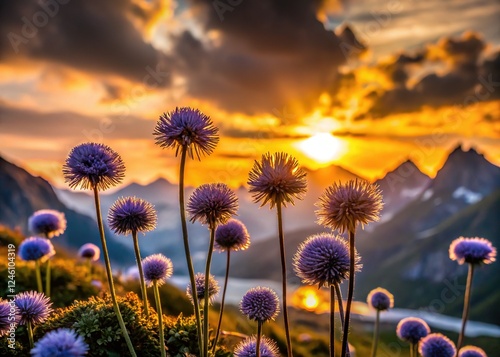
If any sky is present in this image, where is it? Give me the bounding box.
[0,0,499,188]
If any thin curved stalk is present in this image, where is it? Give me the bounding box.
[132,231,149,317]
[203,227,216,357]
[334,284,349,357]
[456,264,475,356]
[35,260,43,293]
[27,320,34,349]
[178,146,203,357]
[371,310,380,357]
[341,229,356,357]
[212,250,231,354]
[256,321,263,357]
[277,201,293,357]
[330,285,335,357]
[45,259,51,297]
[410,343,414,357]
[86,258,92,280]
[93,187,137,357]
[154,281,166,357]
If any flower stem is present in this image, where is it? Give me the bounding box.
[456,263,475,356]
[341,229,356,357]
[330,285,335,357]
[277,201,293,357]
[256,320,263,357]
[86,258,92,281]
[27,320,34,349]
[45,259,51,297]
[154,281,166,357]
[203,227,216,357]
[212,250,231,354]
[334,284,349,357]
[410,343,415,357]
[35,260,43,293]
[371,310,380,357]
[132,231,149,318]
[92,187,137,357]
[179,146,203,357]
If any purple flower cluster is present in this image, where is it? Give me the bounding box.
[240,287,280,323]
[63,142,125,191]
[294,233,359,287]
[367,288,394,311]
[187,183,238,228]
[316,179,383,233]
[459,346,487,357]
[234,336,280,357]
[28,210,67,238]
[18,237,55,262]
[142,254,173,287]
[449,237,496,265]
[15,291,52,326]
[248,152,307,209]
[419,333,456,357]
[31,328,89,357]
[108,196,157,235]
[186,273,219,304]
[214,219,251,252]
[0,299,17,337]
[153,107,219,159]
[78,243,100,261]
[396,317,430,344]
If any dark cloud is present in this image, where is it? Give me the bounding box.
[170,0,362,115]
[0,0,169,84]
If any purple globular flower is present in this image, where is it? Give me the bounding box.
[367,288,394,311]
[293,233,360,288]
[186,273,220,304]
[28,210,67,238]
[396,317,430,344]
[18,237,55,263]
[240,287,280,323]
[153,107,219,160]
[316,179,383,233]
[248,152,307,209]
[234,336,280,357]
[459,346,487,357]
[187,183,238,229]
[214,219,251,252]
[449,237,496,265]
[0,299,18,337]
[31,328,89,357]
[15,291,52,326]
[108,196,157,235]
[142,254,173,287]
[63,142,125,191]
[419,333,456,357]
[78,243,100,261]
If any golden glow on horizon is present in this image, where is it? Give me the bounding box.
[298,133,343,163]
[303,291,320,310]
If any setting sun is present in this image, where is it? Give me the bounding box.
[303,291,320,310]
[298,133,343,163]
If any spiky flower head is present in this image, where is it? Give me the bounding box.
[18,237,55,263]
[0,299,18,337]
[108,196,157,235]
[316,179,383,233]
[234,336,280,357]
[15,291,52,326]
[367,287,394,311]
[78,243,100,261]
[459,346,487,357]
[419,333,456,357]
[294,233,360,288]
[31,328,89,357]
[142,254,173,287]
[63,142,125,191]
[396,317,430,344]
[153,107,219,160]
[214,219,251,252]
[28,209,67,238]
[187,183,238,229]
[248,152,307,209]
[449,237,496,265]
[240,287,280,323]
[186,273,220,305]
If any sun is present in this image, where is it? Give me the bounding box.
[298,133,342,163]
[303,291,320,310]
